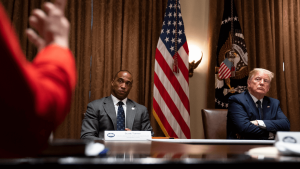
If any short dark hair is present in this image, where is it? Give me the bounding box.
[113,70,132,80]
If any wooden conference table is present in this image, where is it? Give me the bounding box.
[1,138,300,168]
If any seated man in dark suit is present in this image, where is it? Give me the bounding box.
[81,70,154,139]
[227,68,290,139]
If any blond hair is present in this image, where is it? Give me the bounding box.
[248,68,274,82]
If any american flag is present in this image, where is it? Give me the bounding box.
[218,58,232,79]
[153,0,190,139]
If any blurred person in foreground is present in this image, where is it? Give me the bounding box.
[0,0,76,157]
[227,68,290,140]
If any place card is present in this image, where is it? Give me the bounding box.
[104,131,152,141]
[275,131,300,144]
[275,131,300,155]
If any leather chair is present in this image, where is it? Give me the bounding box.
[201,109,228,139]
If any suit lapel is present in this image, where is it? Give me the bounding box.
[245,90,260,119]
[103,96,117,130]
[262,97,270,120]
[126,99,136,130]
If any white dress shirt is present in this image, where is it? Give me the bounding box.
[248,92,274,139]
[248,93,266,129]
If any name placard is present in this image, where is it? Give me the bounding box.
[104,131,152,141]
[275,131,300,144]
[275,132,300,155]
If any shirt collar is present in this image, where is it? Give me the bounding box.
[111,94,127,106]
[248,92,263,105]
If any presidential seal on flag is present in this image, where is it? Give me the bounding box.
[215,0,248,109]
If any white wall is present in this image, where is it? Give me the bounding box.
[181,0,210,139]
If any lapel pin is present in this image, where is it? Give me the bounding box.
[132,107,135,110]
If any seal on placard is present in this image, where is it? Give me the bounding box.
[107,133,115,138]
[283,136,297,143]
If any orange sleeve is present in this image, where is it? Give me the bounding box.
[0,3,77,157]
[28,44,77,127]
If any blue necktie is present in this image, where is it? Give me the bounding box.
[256,100,263,120]
[117,101,125,130]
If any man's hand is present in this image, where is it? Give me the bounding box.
[125,128,131,131]
[26,0,69,51]
[250,120,259,126]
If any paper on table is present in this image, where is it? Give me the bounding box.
[275,142,300,156]
[247,146,279,158]
[248,147,279,155]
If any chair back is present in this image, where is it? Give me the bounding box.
[201,109,228,139]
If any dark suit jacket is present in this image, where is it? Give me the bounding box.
[81,96,154,139]
[227,90,290,139]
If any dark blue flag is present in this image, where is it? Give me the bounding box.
[215,0,248,109]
